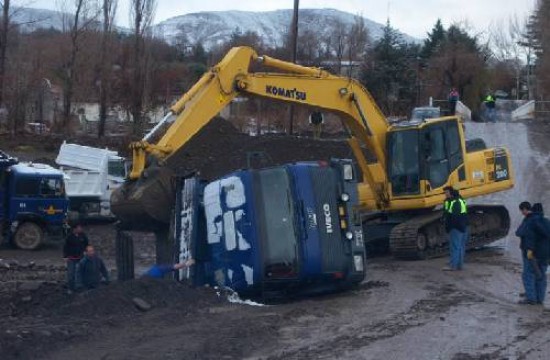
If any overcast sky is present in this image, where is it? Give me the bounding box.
[29,0,537,39]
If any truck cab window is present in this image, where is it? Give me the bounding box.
[389,130,420,195]
[108,159,126,178]
[40,178,64,197]
[257,168,298,278]
[425,127,449,189]
[15,178,40,197]
[446,122,463,170]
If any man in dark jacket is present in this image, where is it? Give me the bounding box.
[515,201,545,305]
[78,245,110,290]
[63,223,89,293]
[529,203,550,304]
[443,186,468,271]
[448,88,459,115]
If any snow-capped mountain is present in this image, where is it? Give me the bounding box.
[10,7,66,32]
[154,9,417,49]
[9,7,417,50]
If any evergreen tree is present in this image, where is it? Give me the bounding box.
[422,19,445,59]
[361,21,418,114]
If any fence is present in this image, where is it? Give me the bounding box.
[536,101,550,118]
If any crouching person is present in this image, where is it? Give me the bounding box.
[143,259,195,279]
[78,245,110,290]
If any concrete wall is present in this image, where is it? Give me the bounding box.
[511,100,535,121]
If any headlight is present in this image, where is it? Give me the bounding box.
[343,164,353,180]
[341,193,350,202]
[345,231,353,240]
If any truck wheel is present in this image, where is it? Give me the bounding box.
[14,222,44,250]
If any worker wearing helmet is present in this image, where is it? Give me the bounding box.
[442,186,468,271]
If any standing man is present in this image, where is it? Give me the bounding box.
[530,203,550,304]
[78,245,110,290]
[516,201,540,305]
[448,88,459,115]
[483,93,496,122]
[443,186,468,271]
[63,223,88,294]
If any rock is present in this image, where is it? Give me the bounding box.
[39,330,52,337]
[9,260,19,267]
[18,281,43,292]
[21,296,32,303]
[132,297,152,312]
[20,261,36,269]
[0,261,10,269]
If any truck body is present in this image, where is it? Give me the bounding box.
[172,159,366,298]
[0,151,69,249]
[56,142,126,218]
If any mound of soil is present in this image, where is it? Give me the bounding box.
[0,279,223,359]
[168,117,360,180]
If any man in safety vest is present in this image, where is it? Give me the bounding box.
[443,186,469,271]
[484,94,496,122]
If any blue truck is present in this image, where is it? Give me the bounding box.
[172,159,366,299]
[0,151,69,249]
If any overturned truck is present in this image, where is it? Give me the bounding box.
[172,160,366,298]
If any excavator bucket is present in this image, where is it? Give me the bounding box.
[110,165,175,231]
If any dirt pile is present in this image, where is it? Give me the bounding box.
[168,117,357,180]
[0,279,222,359]
[3,118,358,177]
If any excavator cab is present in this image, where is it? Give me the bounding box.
[388,118,464,197]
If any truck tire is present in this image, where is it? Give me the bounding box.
[116,230,134,281]
[14,222,44,250]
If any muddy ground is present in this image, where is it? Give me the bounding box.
[2,119,550,359]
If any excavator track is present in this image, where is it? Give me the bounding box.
[389,205,510,260]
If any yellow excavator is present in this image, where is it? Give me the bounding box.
[112,46,514,260]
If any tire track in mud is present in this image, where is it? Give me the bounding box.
[453,315,550,360]
[266,284,486,359]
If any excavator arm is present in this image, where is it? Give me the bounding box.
[113,46,514,242]
[128,46,391,209]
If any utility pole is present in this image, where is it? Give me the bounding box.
[290,0,299,63]
[288,0,299,135]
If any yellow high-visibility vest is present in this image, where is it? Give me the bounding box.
[445,198,467,214]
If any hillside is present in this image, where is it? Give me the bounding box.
[153,8,417,49]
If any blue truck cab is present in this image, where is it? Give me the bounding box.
[173,159,366,299]
[0,151,69,250]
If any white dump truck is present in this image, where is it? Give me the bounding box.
[56,142,126,219]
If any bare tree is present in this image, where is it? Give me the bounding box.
[130,0,156,135]
[347,15,369,77]
[98,0,117,137]
[0,0,10,107]
[489,15,530,99]
[58,0,99,133]
[332,19,348,74]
